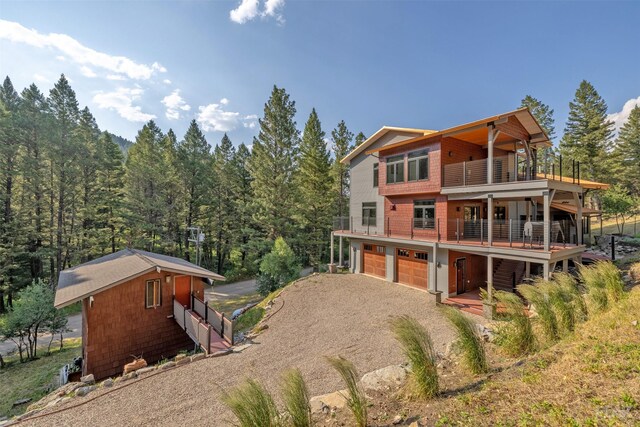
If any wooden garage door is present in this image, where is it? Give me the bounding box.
[396,249,428,290]
[363,244,386,278]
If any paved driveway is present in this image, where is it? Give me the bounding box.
[25,274,460,426]
[204,267,313,301]
[0,314,82,357]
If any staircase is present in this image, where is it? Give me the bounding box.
[492,259,525,292]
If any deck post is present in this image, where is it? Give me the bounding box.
[543,261,551,280]
[525,262,530,278]
[338,236,343,267]
[456,218,460,243]
[480,218,484,245]
[487,125,494,185]
[509,218,513,247]
[487,194,493,247]
[543,190,551,251]
[563,258,569,273]
[330,231,335,265]
[484,255,496,320]
[574,192,583,245]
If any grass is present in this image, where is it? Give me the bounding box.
[597,215,640,236]
[235,287,288,334]
[208,292,263,316]
[389,315,439,399]
[493,291,537,356]
[441,307,488,375]
[518,282,559,343]
[326,356,368,427]
[221,378,281,427]
[579,261,625,312]
[280,368,311,427]
[0,337,81,418]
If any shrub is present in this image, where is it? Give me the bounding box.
[518,282,559,343]
[441,307,488,374]
[280,368,311,427]
[389,315,439,399]
[325,356,367,427]
[221,378,281,427]
[257,237,301,296]
[494,291,536,356]
[579,261,624,312]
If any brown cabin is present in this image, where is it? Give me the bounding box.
[54,249,227,380]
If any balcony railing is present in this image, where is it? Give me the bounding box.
[333,216,575,249]
[442,154,581,188]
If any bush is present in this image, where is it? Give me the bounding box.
[281,368,311,427]
[494,291,536,356]
[389,315,438,399]
[441,307,488,374]
[325,356,368,427]
[257,237,301,296]
[221,378,281,427]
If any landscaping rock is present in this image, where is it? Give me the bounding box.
[118,372,138,382]
[309,390,348,414]
[232,343,252,353]
[135,367,155,376]
[158,361,176,370]
[102,378,114,388]
[175,354,187,362]
[12,398,32,407]
[210,349,232,357]
[191,353,206,362]
[56,382,82,397]
[632,320,638,327]
[80,374,95,385]
[45,397,62,408]
[392,414,403,424]
[360,365,407,391]
[176,356,190,366]
[75,385,96,397]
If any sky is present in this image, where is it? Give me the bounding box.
[0,0,639,149]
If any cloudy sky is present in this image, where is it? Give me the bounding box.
[0,1,638,147]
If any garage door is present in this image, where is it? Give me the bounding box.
[396,249,428,290]
[363,244,386,278]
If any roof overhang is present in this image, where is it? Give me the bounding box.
[340,126,435,164]
[551,201,602,217]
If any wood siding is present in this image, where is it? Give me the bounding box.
[447,251,487,295]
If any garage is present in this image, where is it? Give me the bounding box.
[396,248,428,290]
[362,243,386,278]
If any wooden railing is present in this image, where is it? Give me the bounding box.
[173,298,211,353]
[192,293,234,346]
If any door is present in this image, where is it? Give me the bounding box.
[174,276,191,308]
[396,249,428,290]
[363,244,386,278]
[455,258,466,294]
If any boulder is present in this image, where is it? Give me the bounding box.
[392,414,403,424]
[176,356,190,366]
[360,365,407,391]
[75,385,96,397]
[174,354,187,362]
[102,378,114,388]
[191,353,206,362]
[309,390,348,414]
[158,361,176,370]
[135,367,155,376]
[80,374,95,385]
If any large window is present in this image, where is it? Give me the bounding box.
[362,202,377,226]
[386,155,404,184]
[145,279,162,308]
[414,199,436,229]
[408,150,429,181]
[373,163,379,187]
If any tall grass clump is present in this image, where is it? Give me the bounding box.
[518,282,559,343]
[325,356,367,427]
[579,261,624,312]
[389,315,439,399]
[596,261,625,302]
[221,378,281,427]
[549,272,587,332]
[280,369,311,427]
[494,291,536,356]
[441,307,488,374]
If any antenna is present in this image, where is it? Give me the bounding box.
[187,226,204,266]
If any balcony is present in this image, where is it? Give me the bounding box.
[333,216,578,252]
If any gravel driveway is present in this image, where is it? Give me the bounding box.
[25,274,460,426]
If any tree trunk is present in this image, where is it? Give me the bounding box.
[0,290,4,313]
[56,170,65,281]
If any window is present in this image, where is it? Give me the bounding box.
[362,202,377,227]
[386,155,404,184]
[414,200,436,229]
[363,244,373,251]
[414,252,428,261]
[145,279,162,308]
[397,249,409,257]
[373,163,379,187]
[376,246,385,254]
[408,150,429,181]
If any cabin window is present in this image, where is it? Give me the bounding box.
[408,150,429,181]
[414,252,428,261]
[414,199,436,229]
[362,202,377,226]
[386,155,404,184]
[145,279,162,308]
[373,163,379,187]
[397,249,409,257]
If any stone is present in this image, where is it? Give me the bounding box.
[232,343,252,353]
[158,361,176,370]
[632,320,638,327]
[174,354,187,362]
[102,378,114,387]
[75,385,96,397]
[12,398,32,407]
[120,372,138,382]
[210,349,232,357]
[392,415,403,424]
[309,390,348,413]
[45,397,62,408]
[409,422,422,427]
[176,356,191,366]
[135,367,155,375]
[191,353,206,362]
[56,382,82,397]
[80,374,95,385]
[360,365,407,391]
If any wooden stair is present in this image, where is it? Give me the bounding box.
[492,259,525,292]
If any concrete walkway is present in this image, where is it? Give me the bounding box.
[0,313,82,357]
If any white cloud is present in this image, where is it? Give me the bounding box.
[0,19,167,80]
[55,55,65,61]
[92,87,156,122]
[161,89,191,120]
[263,0,285,24]
[220,97,229,105]
[230,0,260,24]
[163,79,172,84]
[197,99,244,132]
[608,96,640,136]
[243,114,258,129]
[80,66,97,78]
[107,74,126,81]
[33,73,49,83]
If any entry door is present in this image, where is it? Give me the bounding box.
[455,258,466,294]
[174,276,191,308]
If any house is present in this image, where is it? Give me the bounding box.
[54,248,229,380]
[330,108,609,314]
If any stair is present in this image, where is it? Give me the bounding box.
[492,259,525,292]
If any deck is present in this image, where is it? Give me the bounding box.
[442,289,484,316]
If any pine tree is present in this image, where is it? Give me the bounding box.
[95,132,125,254]
[297,109,332,266]
[559,81,614,183]
[520,95,556,167]
[330,120,354,219]
[249,86,300,242]
[231,143,256,270]
[159,129,183,256]
[615,105,640,193]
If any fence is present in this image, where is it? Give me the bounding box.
[192,293,234,346]
[173,298,211,353]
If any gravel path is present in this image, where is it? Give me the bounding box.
[24,274,460,427]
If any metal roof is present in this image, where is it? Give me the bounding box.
[54,248,225,308]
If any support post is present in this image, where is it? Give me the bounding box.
[543,262,551,280]
[574,192,583,245]
[484,255,496,319]
[338,236,343,267]
[487,194,494,247]
[543,190,551,251]
[330,231,335,265]
[456,218,460,243]
[428,245,441,303]
[509,218,513,247]
[525,261,531,278]
[487,125,495,184]
[563,258,569,273]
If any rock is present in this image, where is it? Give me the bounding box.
[210,349,232,357]
[119,372,138,382]
[135,367,155,376]
[392,414,403,424]
[80,374,95,385]
[12,398,32,407]
[409,422,422,427]
[75,385,96,397]
[191,353,206,362]
[56,382,82,397]
[232,343,252,353]
[45,397,62,408]
[174,354,186,362]
[360,365,407,391]
[102,378,114,388]
[158,361,176,370]
[309,390,348,413]
[176,356,190,366]
[632,320,638,327]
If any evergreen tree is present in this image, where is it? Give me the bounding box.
[210,133,236,273]
[559,81,614,183]
[354,132,366,147]
[520,95,556,167]
[95,132,125,254]
[614,105,640,193]
[249,86,300,241]
[160,129,183,256]
[231,143,256,271]
[330,120,354,219]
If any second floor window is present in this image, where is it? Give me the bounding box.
[373,163,379,187]
[362,202,377,226]
[414,199,435,229]
[408,150,429,181]
[145,279,162,308]
[386,155,404,184]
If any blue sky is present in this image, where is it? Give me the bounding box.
[1,0,639,148]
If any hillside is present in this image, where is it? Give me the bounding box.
[107,132,133,154]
